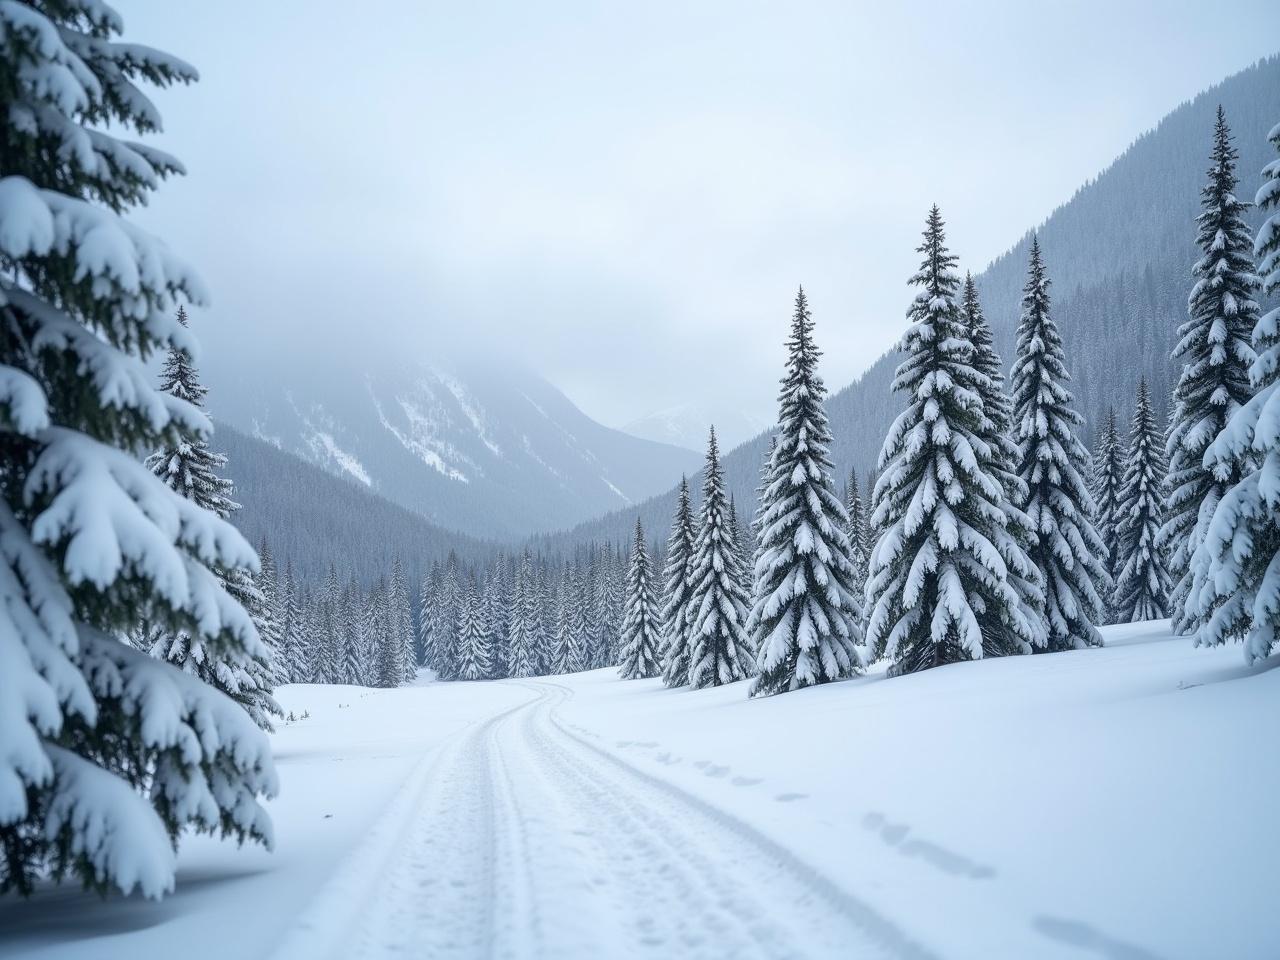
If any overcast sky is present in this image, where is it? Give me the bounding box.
[127,1,1278,430]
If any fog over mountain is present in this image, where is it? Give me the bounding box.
[202,346,699,539]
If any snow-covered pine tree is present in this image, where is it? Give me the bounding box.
[0,4,275,898]
[748,290,861,695]
[371,579,402,688]
[594,546,623,668]
[551,563,586,674]
[1161,107,1261,634]
[1090,407,1126,617]
[340,580,367,686]
[726,493,752,599]
[257,540,287,687]
[1112,379,1171,622]
[960,272,1046,656]
[418,561,440,671]
[659,477,698,687]
[144,310,279,727]
[455,581,490,681]
[475,564,500,680]
[317,564,343,682]
[1011,235,1109,650]
[1187,116,1280,663]
[506,553,539,678]
[867,209,1045,675]
[618,519,662,679]
[432,556,462,680]
[390,556,415,683]
[281,561,305,684]
[844,468,870,601]
[688,428,755,688]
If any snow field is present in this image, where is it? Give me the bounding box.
[3,621,1277,960]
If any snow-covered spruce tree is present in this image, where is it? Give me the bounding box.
[418,562,440,671]
[618,519,662,679]
[748,290,861,696]
[727,493,752,598]
[1161,107,1261,634]
[1011,235,1109,650]
[341,580,368,686]
[594,547,623,668]
[316,563,342,682]
[960,272,1046,656]
[144,310,279,727]
[844,468,870,600]
[455,582,491,681]
[1090,407,1126,613]
[506,553,539,678]
[0,4,275,898]
[659,477,698,687]
[1112,379,1171,622]
[432,557,462,680]
[551,564,585,674]
[687,428,755,688]
[867,208,1044,675]
[257,540,287,687]
[390,556,415,683]
[281,561,305,684]
[1187,117,1280,663]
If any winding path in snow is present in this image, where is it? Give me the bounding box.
[273,680,934,960]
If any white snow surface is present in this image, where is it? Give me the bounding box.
[3,620,1277,959]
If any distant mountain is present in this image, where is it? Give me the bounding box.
[217,422,499,589]
[534,55,1280,552]
[201,351,700,540]
[620,404,768,453]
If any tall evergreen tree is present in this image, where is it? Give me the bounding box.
[317,563,343,682]
[1112,379,1171,622]
[867,209,1044,675]
[455,582,491,681]
[1011,235,1109,650]
[1187,116,1280,663]
[844,468,870,603]
[618,519,662,680]
[432,556,462,680]
[960,272,1046,656]
[506,553,539,678]
[594,547,623,668]
[0,6,275,898]
[1090,407,1126,617]
[551,564,586,674]
[1161,107,1261,634]
[687,428,755,688]
[257,540,286,687]
[390,556,415,683]
[281,561,306,684]
[340,579,368,686]
[660,477,698,688]
[748,289,862,696]
[418,562,441,669]
[144,310,280,727]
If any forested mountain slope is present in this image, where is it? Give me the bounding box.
[217,422,499,588]
[537,55,1280,552]
[203,351,700,540]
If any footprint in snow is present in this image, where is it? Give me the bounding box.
[731,776,762,787]
[703,764,730,778]
[774,793,808,803]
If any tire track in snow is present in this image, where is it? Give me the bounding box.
[525,679,938,960]
[283,680,938,960]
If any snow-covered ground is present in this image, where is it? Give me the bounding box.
[3,621,1278,959]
